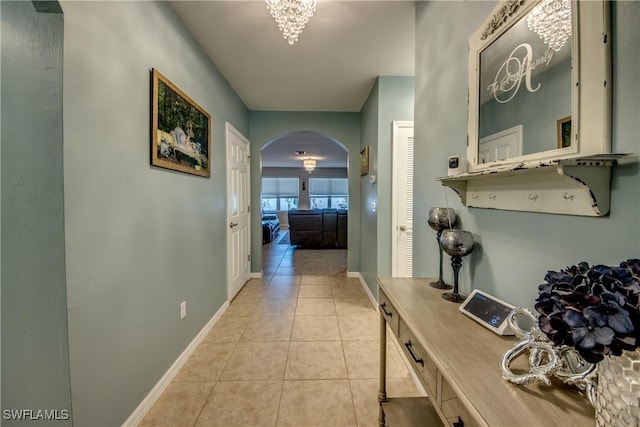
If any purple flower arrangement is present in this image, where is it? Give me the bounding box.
[535,259,640,364]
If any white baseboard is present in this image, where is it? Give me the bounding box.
[122,301,230,427]
[352,272,378,309]
[346,271,359,278]
[250,271,262,278]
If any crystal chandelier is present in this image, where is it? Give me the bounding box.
[527,0,572,52]
[265,0,316,45]
[303,158,316,173]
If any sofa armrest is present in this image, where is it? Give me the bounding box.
[337,209,348,248]
[288,210,323,247]
[322,209,338,248]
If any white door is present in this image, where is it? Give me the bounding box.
[479,124,523,163]
[391,121,414,277]
[226,123,251,301]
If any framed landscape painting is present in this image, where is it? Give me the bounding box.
[360,146,369,176]
[151,68,211,177]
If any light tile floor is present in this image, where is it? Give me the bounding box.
[140,232,421,427]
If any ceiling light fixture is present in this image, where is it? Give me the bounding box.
[303,158,316,173]
[527,0,572,52]
[265,0,316,45]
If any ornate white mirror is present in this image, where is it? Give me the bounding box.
[467,0,611,171]
[439,0,621,217]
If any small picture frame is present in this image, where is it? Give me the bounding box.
[557,116,572,149]
[151,68,211,177]
[360,146,369,176]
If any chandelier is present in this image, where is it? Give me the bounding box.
[265,0,316,45]
[303,158,316,173]
[527,0,572,52]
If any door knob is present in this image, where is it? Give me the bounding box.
[399,225,407,231]
[230,222,239,228]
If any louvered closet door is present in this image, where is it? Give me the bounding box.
[392,122,414,277]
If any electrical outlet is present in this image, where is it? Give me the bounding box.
[180,301,187,319]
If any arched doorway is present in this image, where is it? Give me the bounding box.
[248,112,361,277]
[259,131,349,270]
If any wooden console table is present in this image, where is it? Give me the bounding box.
[378,277,594,427]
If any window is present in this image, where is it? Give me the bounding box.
[310,178,348,210]
[261,177,299,211]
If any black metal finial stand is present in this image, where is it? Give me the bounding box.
[442,255,467,303]
[429,229,452,290]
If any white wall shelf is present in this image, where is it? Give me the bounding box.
[437,154,634,217]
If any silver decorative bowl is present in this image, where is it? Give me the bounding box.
[439,230,475,303]
[439,229,475,258]
[428,208,457,231]
[428,207,457,289]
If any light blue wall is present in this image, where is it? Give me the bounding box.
[249,111,361,273]
[359,81,380,292]
[414,0,640,310]
[359,77,415,296]
[61,1,248,425]
[6,1,635,423]
[1,2,72,424]
[376,77,415,279]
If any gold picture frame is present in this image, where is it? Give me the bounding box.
[557,116,572,149]
[360,146,369,176]
[151,68,211,177]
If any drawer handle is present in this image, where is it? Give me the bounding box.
[453,416,464,427]
[380,302,393,317]
[404,340,424,367]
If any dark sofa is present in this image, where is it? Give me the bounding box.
[288,209,347,248]
[337,209,347,248]
[262,211,280,244]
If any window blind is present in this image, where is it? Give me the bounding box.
[309,178,348,196]
[262,177,299,198]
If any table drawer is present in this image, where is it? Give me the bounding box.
[379,290,400,336]
[439,374,479,427]
[398,319,437,398]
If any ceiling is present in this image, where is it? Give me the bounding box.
[260,131,348,168]
[169,0,416,167]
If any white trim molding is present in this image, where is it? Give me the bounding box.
[353,272,378,309]
[250,271,263,278]
[122,301,229,427]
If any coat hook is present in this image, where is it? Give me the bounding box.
[529,194,538,201]
[471,193,479,200]
[489,193,496,200]
[563,193,574,201]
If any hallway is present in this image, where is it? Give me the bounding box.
[140,232,420,426]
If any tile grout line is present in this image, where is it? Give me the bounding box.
[275,245,301,425]
[188,382,216,427]
[264,243,356,426]
[188,333,242,426]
